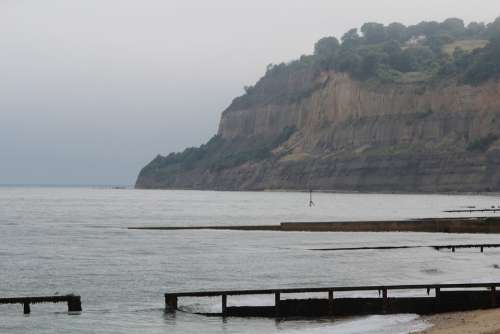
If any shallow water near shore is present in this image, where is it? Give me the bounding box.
[2,187,500,333]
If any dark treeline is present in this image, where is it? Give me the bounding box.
[311,17,500,82]
[284,17,500,83]
[230,17,500,111]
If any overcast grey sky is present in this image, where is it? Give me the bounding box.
[1,0,499,185]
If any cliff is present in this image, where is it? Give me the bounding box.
[136,17,500,192]
[136,72,500,192]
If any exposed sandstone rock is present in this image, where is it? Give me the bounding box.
[136,72,500,192]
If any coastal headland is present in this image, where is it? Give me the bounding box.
[136,17,500,193]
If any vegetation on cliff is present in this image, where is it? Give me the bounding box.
[140,126,297,176]
[229,17,500,111]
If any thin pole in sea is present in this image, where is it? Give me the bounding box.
[309,189,315,207]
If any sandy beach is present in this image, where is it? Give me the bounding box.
[415,309,500,334]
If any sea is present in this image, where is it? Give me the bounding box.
[2,186,500,333]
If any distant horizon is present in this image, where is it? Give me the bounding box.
[0,183,132,187]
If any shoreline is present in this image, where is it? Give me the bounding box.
[414,309,500,334]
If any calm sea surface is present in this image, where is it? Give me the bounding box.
[2,187,500,333]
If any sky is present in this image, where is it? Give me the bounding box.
[1,0,499,186]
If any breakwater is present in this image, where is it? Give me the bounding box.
[0,295,82,314]
[130,217,500,233]
[165,283,500,318]
[310,243,500,252]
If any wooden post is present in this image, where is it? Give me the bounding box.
[23,303,30,314]
[481,246,484,253]
[435,287,441,311]
[67,296,82,312]
[275,292,280,317]
[328,290,334,316]
[491,287,497,307]
[165,294,178,312]
[221,295,227,316]
[382,289,388,314]
[452,247,455,253]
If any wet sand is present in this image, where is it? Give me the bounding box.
[415,309,500,334]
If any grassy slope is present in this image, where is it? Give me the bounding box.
[442,39,489,55]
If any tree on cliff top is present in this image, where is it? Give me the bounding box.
[341,28,361,48]
[361,23,387,44]
[314,37,340,57]
[314,37,340,69]
[464,32,500,84]
[386,22,408,42]
[440,18,466,37]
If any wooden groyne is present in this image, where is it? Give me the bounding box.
[165,283,500,318]
[0,295,82,314]
[433,244,500,252]
[311,243,500,252]
[280,217,500,233]
[445,209,500,213]
[130,217,500,233]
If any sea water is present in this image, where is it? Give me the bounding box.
[2,187,500,333]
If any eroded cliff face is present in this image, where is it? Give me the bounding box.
[136,72,500,192]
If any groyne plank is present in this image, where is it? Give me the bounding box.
[166,283,500,297]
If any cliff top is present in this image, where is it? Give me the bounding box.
[226,17,500,113]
